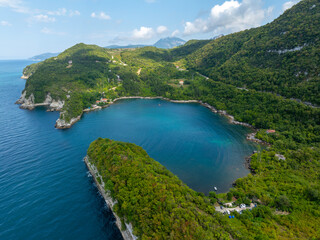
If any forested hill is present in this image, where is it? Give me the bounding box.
[87,138,229,239]
[23,43,115,98]
[184,0,320,105]
[87,138,320,239]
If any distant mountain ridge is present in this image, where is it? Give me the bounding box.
[153,37,186,49]
[105,37,186,49]
[105,44,148,49]
[29,52,60,61]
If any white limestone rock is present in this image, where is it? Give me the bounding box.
[55,114,82,129]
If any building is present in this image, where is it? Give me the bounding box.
[275,154,286,161]
[266,129,276,134]
[179,80,184,85]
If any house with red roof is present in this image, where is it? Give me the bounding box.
[266,129,276,134]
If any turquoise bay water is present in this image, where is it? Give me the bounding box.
[0,60,256,239]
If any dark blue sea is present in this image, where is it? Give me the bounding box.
[0,60,256,239]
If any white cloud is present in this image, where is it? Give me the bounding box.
[132,26,155,40]
[0,1,81,17]
[171,30,180,37]
[47,8,67,16]
[41,27,65,35]
[47,8,80,17]
[41,27,52,34]
[0,0,28,13]
[91,12,111,20]
[183,0,273,36]
[0,20,12,26]
[282,1,300,12]
[0,1,80,19]
[0,0,18,8]
[32,14,56,23]
[156,25,168,34]
[69,10,80,17]
[112,26,166,43]
[211,0,240,18]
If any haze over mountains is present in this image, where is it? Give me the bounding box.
[29,52,60,61]
[105,37,186,49]
[29,37,187,61]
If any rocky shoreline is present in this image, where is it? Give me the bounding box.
[15,91,64,111]
[108,97,267,145]
[84,156,137,240]
[245,154,257,174]
[55,114,82,129]
[246,132,270,146]
[16,93,267,145]
[20,74,29,80]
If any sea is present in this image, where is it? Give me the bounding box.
[0,60,256,239]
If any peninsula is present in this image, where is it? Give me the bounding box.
[85,138,230,239]
[85,138,320,239]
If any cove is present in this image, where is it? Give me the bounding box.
[80,98,256,193]
[0,60,256,240]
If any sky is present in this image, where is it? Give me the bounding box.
[0,0,301,59]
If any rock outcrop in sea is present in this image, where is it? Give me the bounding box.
[16,91,64,111]
[55,114,82,129]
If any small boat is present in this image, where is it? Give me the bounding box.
[214,187,217,191]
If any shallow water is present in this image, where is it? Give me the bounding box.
[0,60,256,239]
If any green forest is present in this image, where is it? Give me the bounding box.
[184,0,320,105]
[87,138,320,239]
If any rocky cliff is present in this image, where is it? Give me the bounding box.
[55,114,82,129]
[16,91,64,111]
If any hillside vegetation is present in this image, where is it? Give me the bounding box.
[88,139,229,240]
[88,139,320,239]
[185,0,320,105]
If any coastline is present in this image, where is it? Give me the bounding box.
[15,91,64,111]
[55,114,82,129]
[108,97,270,185]
[16,94,268,145]
[84,156,137,240]
[108,97,270,146]
[245,154,257,174]
[21,74,29,80]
